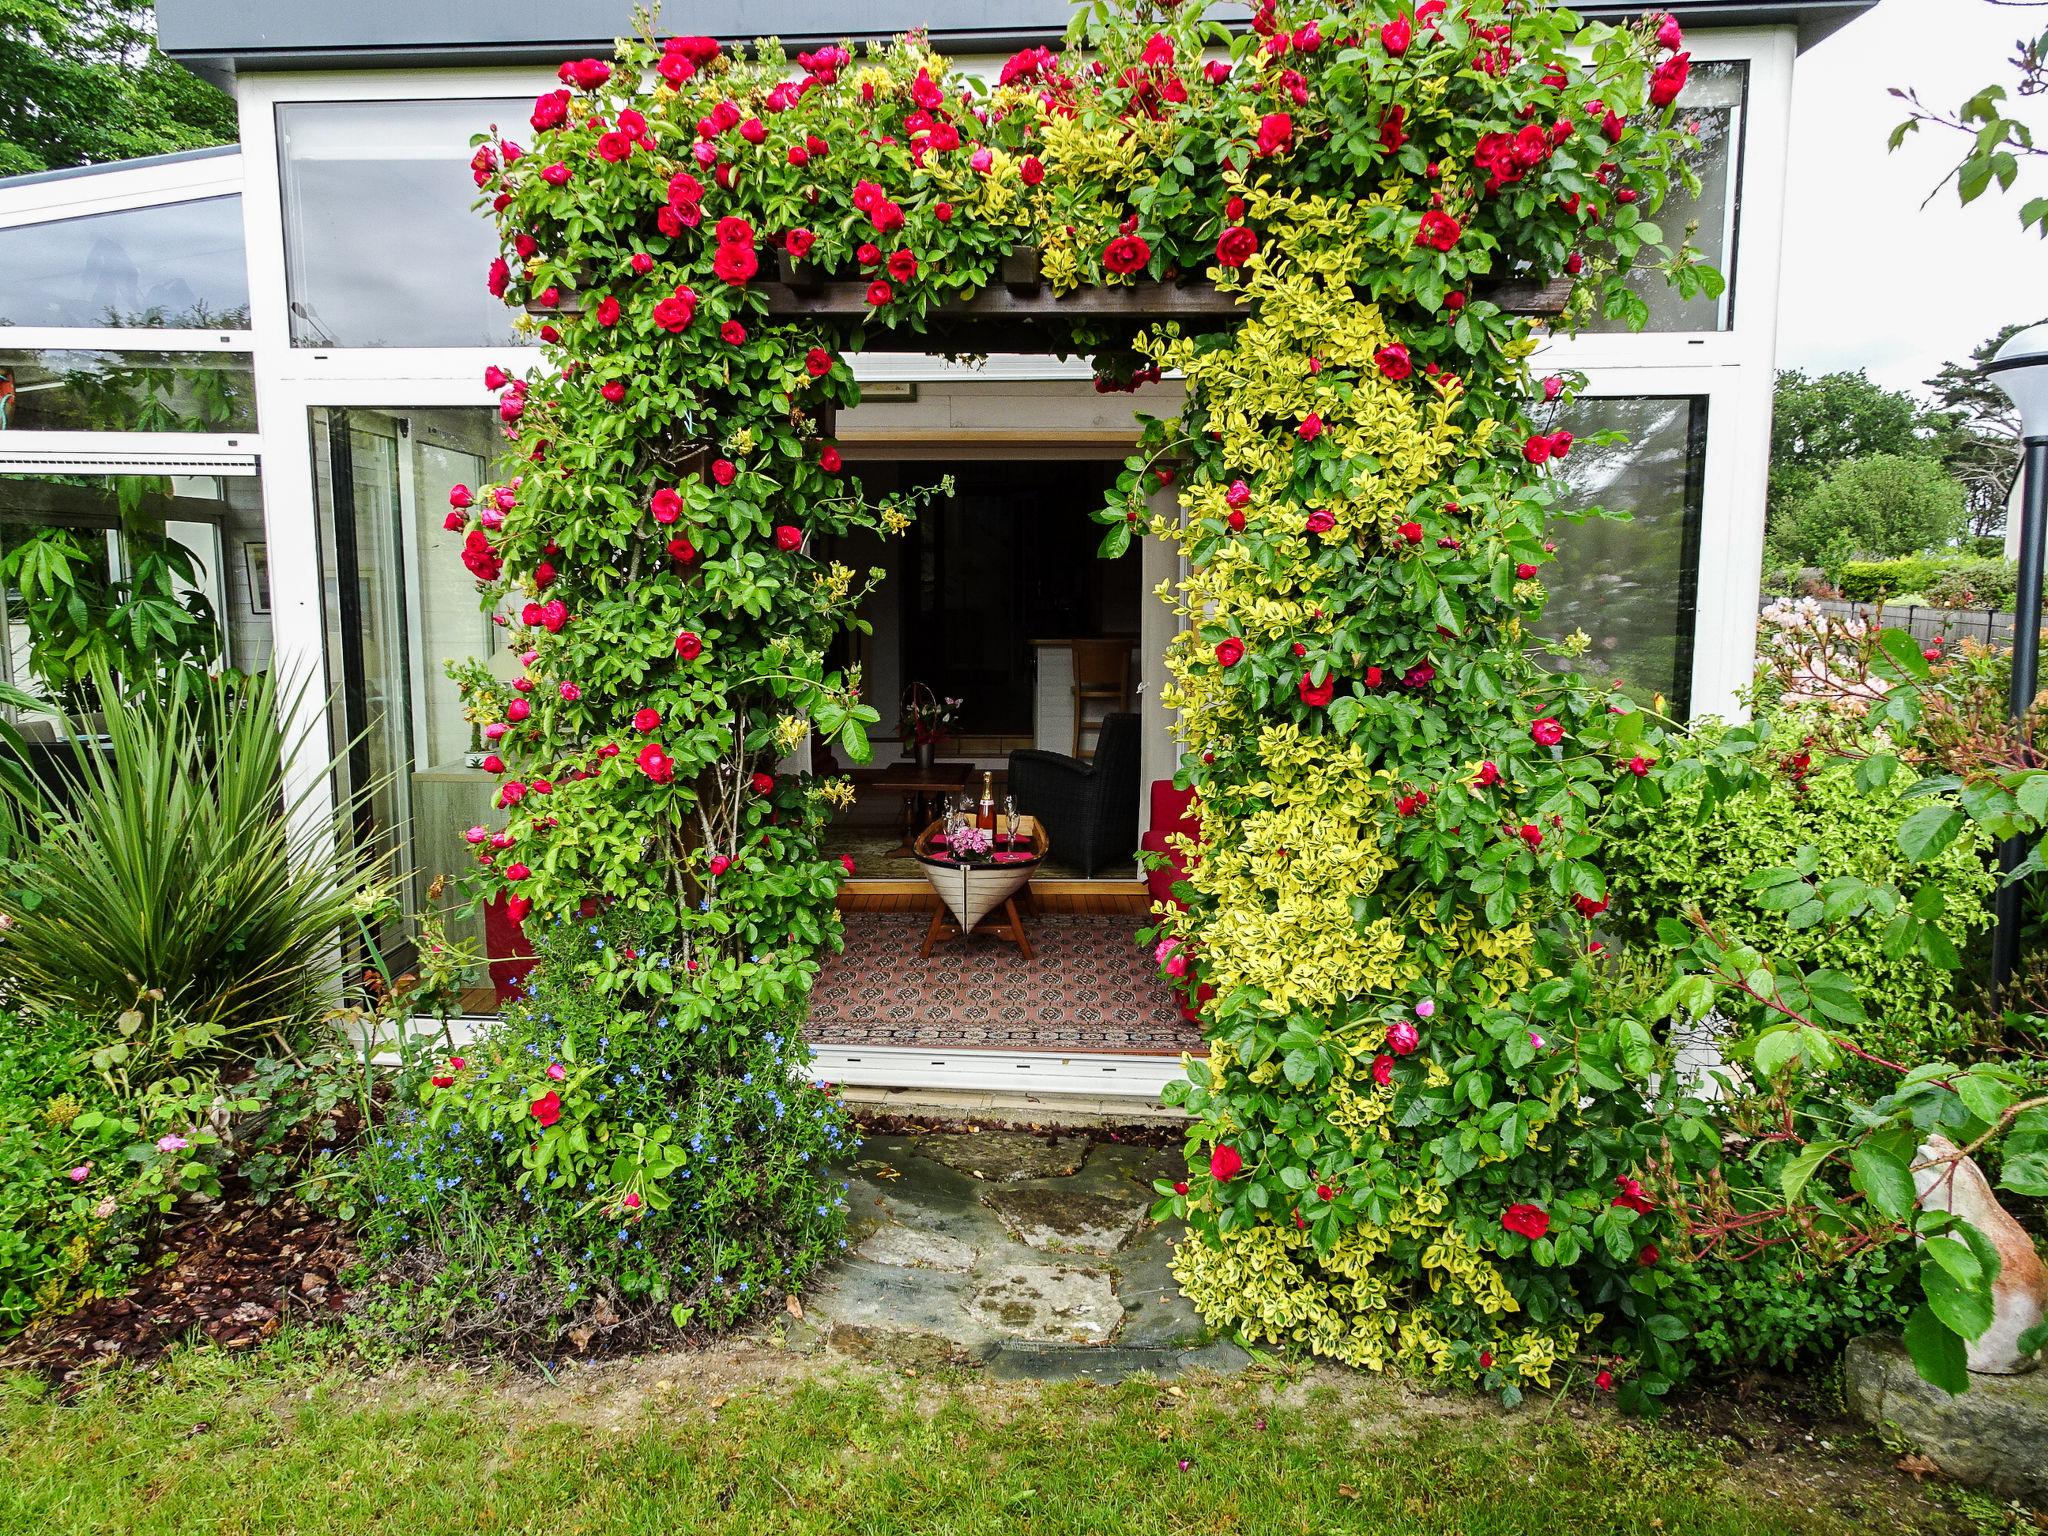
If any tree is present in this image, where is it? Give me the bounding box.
[1773,452,1970,564]
[1890,0,2048,237]
[0,2,234,176]
[1922,318,2047,536]
[1767,369,1931,530]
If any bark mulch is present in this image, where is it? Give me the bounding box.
[1,1197,356,1394]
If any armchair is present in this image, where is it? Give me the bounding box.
[1007,711,1141,878]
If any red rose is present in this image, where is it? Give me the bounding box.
[1522,434,1553,465]
[1519,822,1543,848]
[1297,413,1323,442]
[721,320,747,345]
[1398,520,1424,543]
[1516,562,1538,579]
[1209,1144,1243,1182]
[1639,1244,1660,1266]
[601,381,626,403]
[1371,1054,1394,1087]
[636,742,675,782]
[667,536,696,564]
[820,447,843,473]
[775,525,804,552]
[708,853,731,876]
[530,1091,563,1127]
[443,511,465,531]
[1381,16,1412,52]
[505,861,531,881]
[1650,51,1690,107]
[449,484,474,510]
[805,347,834,378]
[630,252,653,274]
[1416,210,1462,250]
[1595,1370,1615,1392]
[540,163,570,187]
[935,201,954,221]
[750,771,775,795]
[1375,343,1412,380]
[1215,637,1245,667]
[653,286,697,331]
[1103,234,1151,274]
[1255,112,1294,156]
[1612,1176,1655,1215]
[1304,509,1335,535]
[865,279,894,306]
[1548,430,1574,458]
[711,458,737,486]
[840,854,856,874]
[887,249,918,282]
[1530,717,1564,747]
[1475,760,1500,787]
[1019,155,1045,186]
[431,1075,454,1089]
[592,295,620,329]
[713,242,759,285]
[1298,670,1335,708]
[1216,225,1259,267]
[633,707,660,732]
[785,227,816,258]
[1501,1202,1549,1240]
[651,488,683,524]
[675,631,703,659]
[1628,754,1653,776]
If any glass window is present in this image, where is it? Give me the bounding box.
[0,196,248,330]
[312,406,502,987]
[1537,396,1706,714]
[280,101,524,348]
[1588,60,1745,333]
[0,349,255,433]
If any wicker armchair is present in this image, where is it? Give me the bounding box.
[1007,712,1141,878]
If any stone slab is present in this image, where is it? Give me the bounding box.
[854,1225,979,1272]
[966,1263,1122,1344]
[909,1130,1090,1183]
[1843,1334,2048,1503]
[982,1185,1145,1255]
[985,1338,1251,1383]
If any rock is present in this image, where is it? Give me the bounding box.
[910,1131,1088,1183]
[826,1323,978,1373]
[1844,1334,2048,1502]
[982,1186,1144,1255]
[1913,1135,2048,1374]
[854,1225,978,1272]
[966,1264,1122,1345]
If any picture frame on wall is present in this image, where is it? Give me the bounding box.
[243,540,271,615]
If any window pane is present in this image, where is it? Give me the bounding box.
[1587,60,1744,333]
[0,349,255,432]
[281,102,523,348]
[1536,396,1706,713]
[0,196,248,330]
[312,406,502,989]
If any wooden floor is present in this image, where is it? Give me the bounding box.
[837,879,1151,916]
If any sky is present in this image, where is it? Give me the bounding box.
[1776,0,2048,396]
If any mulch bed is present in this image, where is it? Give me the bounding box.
[1,1195,356,1395]
[851,1109,1184,1146]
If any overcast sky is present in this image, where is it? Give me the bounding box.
[1776,0,2047,396]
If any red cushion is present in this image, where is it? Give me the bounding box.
[1149,779,1200,841]
[484,894,538,1005]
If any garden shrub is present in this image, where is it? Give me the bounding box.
[1921,557,2017,612]
[1773,454,1968,565]
[351,910,852,1351]
[1662,1243,1915,1372]
[1603,709,1995,1069]
[454,0,1719,1395]
[1836,557,1939,604]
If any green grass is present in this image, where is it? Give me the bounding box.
[0,1340,1956,1536]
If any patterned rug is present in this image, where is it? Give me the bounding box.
[808,912,1202,1054]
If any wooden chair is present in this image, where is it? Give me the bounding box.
[1070,638,1131,758]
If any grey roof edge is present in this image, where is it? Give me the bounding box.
[0,144,239,193]
[158,0,1879,79]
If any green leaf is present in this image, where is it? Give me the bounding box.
[1850,1145,1917,1221]
[1903,1304,1971,1396]
[1922,1250,1996,1340]
[1999,1152,2048,1198]
[1778,1139,1841,1203]
[1897,803,1965,864]
[1953,1070,2015,1127]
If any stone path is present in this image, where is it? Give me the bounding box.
[798,1131,1248,1381]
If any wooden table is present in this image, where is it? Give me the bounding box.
[871,761,972,857]
[913,818,1046,958]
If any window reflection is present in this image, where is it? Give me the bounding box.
[1538,396,1706,714]
[0,350,256,433]
[280,101,524,348]
[0,195,248,330]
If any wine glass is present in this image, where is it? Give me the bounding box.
[1003,795,1017,848]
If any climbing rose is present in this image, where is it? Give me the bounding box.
[1102,234,1151,274]
[449,484,474,510]
[1374,344,1412,380]
[1594,1370,1615,1392]
[675,631,703,659]
[806,347,834,377]
[1209,1144,1243,1182]
[775,525,804,551]
[636,743,675,783]
[1650,52,1690,106]
[713,242,758,285]
[1298,670,1334,707]
[653,286,697,331]
[1612,1176,1655,1215]
[820,447,843,473]
[1371,1054,1395,1087]
[840,854,856,875]
[633,707,660,732]
[1216,226,1258,267]
[1475,760,1500,786]
[1397,520,1424,543]
[1501,1203,1550,1240]
[1415,210,1462,250]
[750,771,775,795]
[721,319,747,345]
[1386,1020,1420,1054]
[1523,434,1553,464]
[1019,155,1045,185]
[709,854,731,876]
[530,1091,564,1128]
[1304,509,1335,535]
[866,279,894,306]
[711,458,737,486]
[651,488,683,524]
[1255,112,1293,156]
[667,537,695,564]
[1530,717,1565,746]
[1215,637,1245,667]
[888,249,918,282]
[785,227,815,258]
[1297,413,1323,441]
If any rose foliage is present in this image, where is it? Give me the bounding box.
[439,0,1726,1383]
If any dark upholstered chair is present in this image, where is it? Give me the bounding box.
[1007,712,1141,878]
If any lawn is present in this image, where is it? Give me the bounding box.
[0,1334,1967,1536]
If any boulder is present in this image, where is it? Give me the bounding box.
[1844,1334,2048,1502]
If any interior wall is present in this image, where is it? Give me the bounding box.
[217,473,272,671]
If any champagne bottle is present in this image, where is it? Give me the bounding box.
[978,771,995,831]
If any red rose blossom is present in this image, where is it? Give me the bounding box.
[530,1090,563,1127]
[636,742,675,783]
[1530,717,1564,747]
[1215,637,1245,667]
[1501,1203,1550,1240]
[1298,670,1335,708]
[675,631,703,660]
[1102,234,1151,275]
[1375,344,1412,380]
[1209,1144,1243,1182]
[1216,225,1258,267]
[1255,112,1294,156]
[1416,210,1462,250]
[775,525,804,552]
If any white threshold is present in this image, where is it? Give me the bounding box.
[394,1016,1183,1104]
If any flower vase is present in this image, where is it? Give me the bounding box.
[915,740,937,772]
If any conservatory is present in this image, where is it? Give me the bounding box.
[0,0,1871,1099]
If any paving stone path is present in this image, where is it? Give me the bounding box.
[799,1131,1249,1381]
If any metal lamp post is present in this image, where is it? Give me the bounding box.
[1984,323,2048,995]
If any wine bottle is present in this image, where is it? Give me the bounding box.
[978,771,995,831]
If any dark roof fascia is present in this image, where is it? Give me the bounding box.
[156,0,1877,79]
